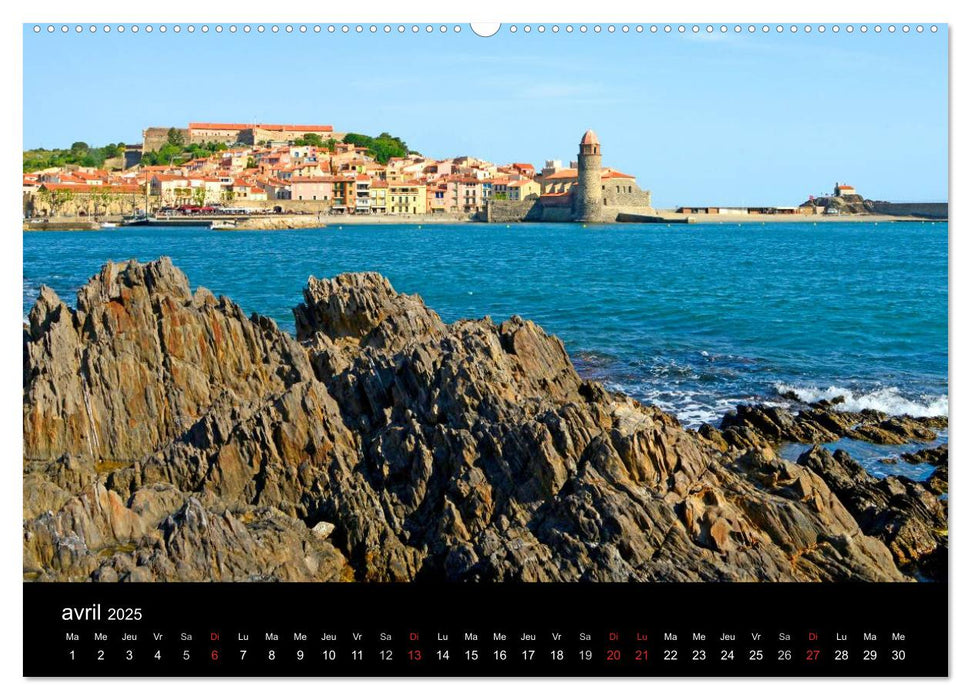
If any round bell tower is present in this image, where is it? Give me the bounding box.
[574,129,603,222]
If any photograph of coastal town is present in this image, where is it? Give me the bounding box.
[22,23,947,584]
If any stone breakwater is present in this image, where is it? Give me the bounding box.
[23,258,947,582]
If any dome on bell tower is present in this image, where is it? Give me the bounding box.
[580,129,600,146]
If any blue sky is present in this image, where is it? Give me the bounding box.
[23,25,947,206]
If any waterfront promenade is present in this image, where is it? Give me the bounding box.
[24,210,945,231]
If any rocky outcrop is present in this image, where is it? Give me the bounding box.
[24,258,313,464]
[796,447,947,580]
[719,403,945,447]
[24,258,934,582]
[708,401,948,580]
[801,194,871,215]
[902,444,948,468]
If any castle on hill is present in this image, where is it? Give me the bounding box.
[484,129,655,223]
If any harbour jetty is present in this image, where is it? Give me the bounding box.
[24,259,946,583]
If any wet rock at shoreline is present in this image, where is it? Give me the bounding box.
[796,446,947,580]
[901,444,948,468]
[925,465,948,496]
[719,403,945,448]
[24,258,930,583]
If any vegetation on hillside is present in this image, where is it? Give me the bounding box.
[25,128,417,172]
[342,132,411,163]
[291,133,338,150]
[141,129,228,166]
[23,141,125,172]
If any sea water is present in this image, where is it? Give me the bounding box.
[23,221,947,472]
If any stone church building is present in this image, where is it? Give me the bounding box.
[485,129,655,223]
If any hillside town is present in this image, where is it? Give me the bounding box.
[22,122,948,228]
[22,121,594,223]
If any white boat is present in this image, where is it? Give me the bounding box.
[100,222,119,229]
[210,220,237,230]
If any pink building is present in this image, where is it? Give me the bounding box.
[446,177,484,213]
[291,177,335,202]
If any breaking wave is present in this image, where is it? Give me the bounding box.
[774,383,948,418]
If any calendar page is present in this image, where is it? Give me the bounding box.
[21,19,948,678]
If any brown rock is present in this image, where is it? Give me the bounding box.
[796,446,947,579]
[720,402,945,447]
[23,260,925,583]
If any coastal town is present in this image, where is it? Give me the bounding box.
[22,121,947,229]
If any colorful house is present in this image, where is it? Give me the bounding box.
[291,177,334,202]
[507,179,541,201]
[389,182,427,215]
[369,180,389,214]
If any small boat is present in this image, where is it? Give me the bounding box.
[210,220,237,230]
[100,222,119,229]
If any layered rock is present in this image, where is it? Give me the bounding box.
[24,258,313,464]
[796,447,947,580]
[710,403,948,579]
[719,402,945,447]
[24,258,937,583]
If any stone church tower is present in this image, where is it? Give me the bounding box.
[574,129,603,222]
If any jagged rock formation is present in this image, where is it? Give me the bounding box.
[902,444,948,468]
[714,403,947,579]
[802,194,872,215]
[796,447,947,580]
[719,402,945,447]
[23,258,944,582]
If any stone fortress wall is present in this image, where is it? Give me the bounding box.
[143,127,189,152]
[601,179,652,208]
[143,124,341,153]
[481,199,655,225]
[868,201,948,219]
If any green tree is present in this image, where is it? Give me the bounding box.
[37,187,75,216]
[24,140,130,172]
[192,187,207,207]
[33,188,52,215]
[167,128,186,148]
[93,187,116,218]
[157,143,183,166]
[342,132,410,164]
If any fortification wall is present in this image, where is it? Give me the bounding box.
[603,205,657,222]
[538,206,575,222]
[483,200,538,222]
[27,192,159,218]
[868,201,948,219]
[603,183,653,208]
[482,198,655,224]
[142,127,189,152]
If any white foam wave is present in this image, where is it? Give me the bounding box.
[775,383,948,418]
[605,382,752,428]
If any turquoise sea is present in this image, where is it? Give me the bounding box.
[23,222,948,475]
